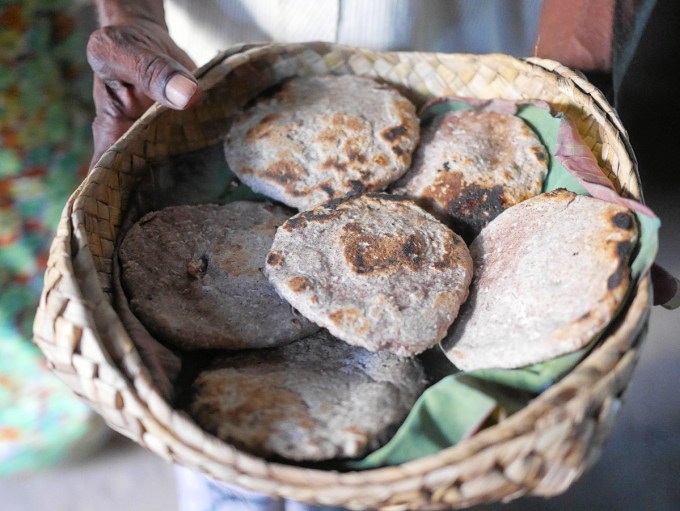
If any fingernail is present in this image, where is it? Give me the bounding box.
[165,74,197,108]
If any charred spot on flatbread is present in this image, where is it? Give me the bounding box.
[341,223,427,275]
[391,109,548,242]
[443,183,507,242]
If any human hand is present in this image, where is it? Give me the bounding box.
[87,18,199,168]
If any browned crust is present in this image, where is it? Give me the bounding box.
[391,110,548,241]
[442,189,639,370]
[265,193,473,356]
[225,75,420,210]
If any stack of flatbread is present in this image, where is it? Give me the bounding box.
[120,75,439,462]
[118,73,638,463]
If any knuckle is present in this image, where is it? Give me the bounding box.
[87,25,182,101]
[138,55,175,96]
[87,26,124,76]
[86,30,107,71]
[141,55,164,81]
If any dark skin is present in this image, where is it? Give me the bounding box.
[88,0,200,166]
[88,0,677,306]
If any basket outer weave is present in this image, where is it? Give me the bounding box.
[33,43,652,510]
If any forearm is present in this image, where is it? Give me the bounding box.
[536,0,615,72]
[94,0,166,28]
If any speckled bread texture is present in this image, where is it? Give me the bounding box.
[391,110,548,241]
[442,189,638,370]
[224,75,419,210]
[186,329,427,461]
[265,193,473,356]
[119,201,319,350]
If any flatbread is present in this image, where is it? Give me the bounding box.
[442,189,638,370]
[265,193,473,356]
[224,74,419,210]
[391,109,548,241]
[185,329,427,461]
[119,201,319,350]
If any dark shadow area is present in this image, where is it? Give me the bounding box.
[618,0,680,196]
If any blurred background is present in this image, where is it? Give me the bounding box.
[1,0,678,509]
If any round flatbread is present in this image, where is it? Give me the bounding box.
[119,201,319,350]
[265,193,473,356]
[442,189,639,370]
[391,109,548,241]
[185,329,427,461]
[224,74,420,210]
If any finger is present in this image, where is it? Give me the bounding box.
[90,117,125,169]
[90,77,142,169]
[90,114,134,169]
[93,73,154,119]
[88,26,198,109]
[164,73,199,109]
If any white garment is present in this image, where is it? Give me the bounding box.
[166,0,543,66]
[175,465,345,511]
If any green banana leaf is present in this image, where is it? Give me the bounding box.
[350,373,497,469]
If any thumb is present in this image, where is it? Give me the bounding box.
[164,73,199,109]
[87,26,199,109]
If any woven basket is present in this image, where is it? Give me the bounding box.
[34,43,652,510]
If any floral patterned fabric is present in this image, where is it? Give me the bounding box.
[0,0,102,475]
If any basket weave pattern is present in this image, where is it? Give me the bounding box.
[34,43,651,510]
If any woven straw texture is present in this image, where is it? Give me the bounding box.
[34,43,652,510]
